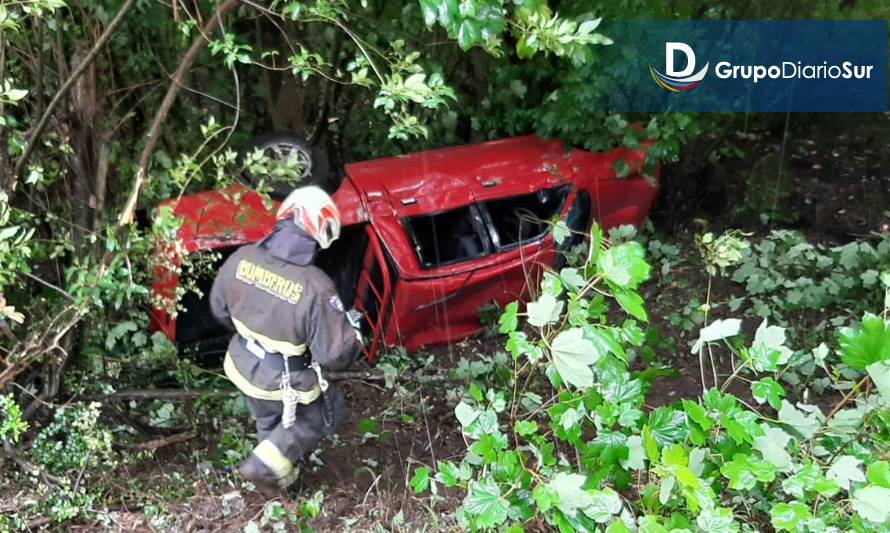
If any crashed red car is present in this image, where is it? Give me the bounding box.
[151,135,658,363]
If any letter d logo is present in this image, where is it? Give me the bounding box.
[650,42,709,92]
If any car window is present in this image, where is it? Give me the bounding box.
[403,205,489,268]
[481,186,569,249]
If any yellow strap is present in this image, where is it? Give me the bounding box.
[223,352,322,404]
[253,440,294,481]
[231,316,307,357]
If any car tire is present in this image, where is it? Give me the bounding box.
[241,132,330,198]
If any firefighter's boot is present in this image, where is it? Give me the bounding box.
[237,454,294,499]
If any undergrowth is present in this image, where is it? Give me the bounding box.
[410,224,890,532]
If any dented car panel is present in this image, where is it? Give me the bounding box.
[152,135,658,362]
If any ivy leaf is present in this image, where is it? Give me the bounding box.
[782,463,839,499]
[551,220,571,245]
[852,485,890,523]
[721,453,777,490]
[752,378,786,410]
[455,401,480,429]
[465,477,510,528]
[550,327,599,389]
[696,506,737,533]
[620,435,646,471]
[498,301,519,333]
[827,455,866,492]
[691,318,742,353]
[582,488,623,523]
[647,408,688,446]
[527,294,563,327]
[839,314,890,371]
[436,461,463,487]
[411,467,431,494]
[560,268,585,291]
[748,319,792,372]
[516,420,538,436]
[770,502,811,531]
[598,242,651,290]
[778,401,822,440]
[547,472,596,518]
[866,360,890,403]
[867,461,890,488]
[753,425,793,472]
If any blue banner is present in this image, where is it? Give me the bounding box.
[595,20,888,112]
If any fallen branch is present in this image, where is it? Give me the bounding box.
[13,0,139,181]
[71,369,456,402]
[131,430,199,451]
[2,438,59,486]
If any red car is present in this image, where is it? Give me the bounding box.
[152,134,658,363]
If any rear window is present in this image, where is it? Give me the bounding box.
[404,205,489,268]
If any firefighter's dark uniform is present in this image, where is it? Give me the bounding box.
[209,221,361,488]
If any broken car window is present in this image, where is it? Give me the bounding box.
[404,205,489,268]
[481,186,569,248]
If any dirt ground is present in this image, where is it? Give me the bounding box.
[6,113,890,532]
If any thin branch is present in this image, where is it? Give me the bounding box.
[13,0,139,180]
[117,0,242,227]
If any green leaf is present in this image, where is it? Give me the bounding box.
[465,477,509,528]
[527,294,563,327]
[647,408,688,446]
[613,288,648,322]
[840,314,890,371]
[826,455,866,492]
[436,461,460,487]
[691,318,742,353]
[752,378,786,410]
[867,461,890,488]
[696,506,737,533]
[852,485,890,523]
[411,467,431,494]
[455,401,480,429]
[782,463,839,499]
[621,435,646,471]
[582,488,623,523]
[560,268,585,291]
[748,319,792,372]
[770,502,811,531]
[547,472,595,518]
[516,420,538,436]
[457,19,482,50]
[778,401,821,440]
[721,453,777,490]
[498,301,519,333]
[598,241,650,289]
[550,327,599,389]
[753,425,793,472]
[866,360,890,403]
[552,220,571,245]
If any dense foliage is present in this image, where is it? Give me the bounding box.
[412,226,890,532]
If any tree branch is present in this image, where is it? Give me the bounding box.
[12,0,139,181]
[117,0,242,226]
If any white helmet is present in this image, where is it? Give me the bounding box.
[276,186,341,249]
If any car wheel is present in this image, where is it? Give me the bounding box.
[241,132,330,198]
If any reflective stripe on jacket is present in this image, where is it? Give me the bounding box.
[209,238,362,395]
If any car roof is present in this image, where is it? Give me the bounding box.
[343,135,568,217]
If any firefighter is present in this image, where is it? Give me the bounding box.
[209,185,362,496]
